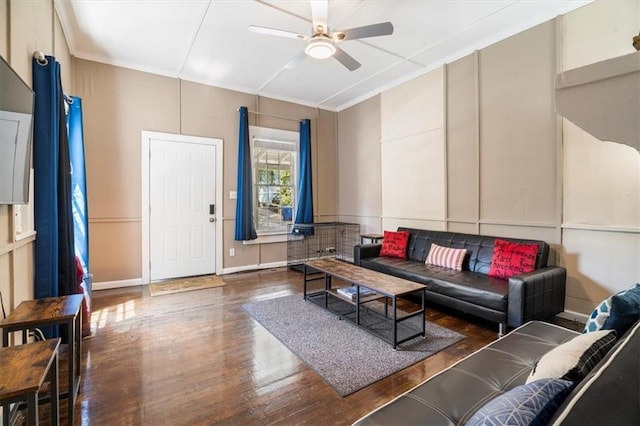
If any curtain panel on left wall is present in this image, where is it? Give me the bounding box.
[32,56,76,301]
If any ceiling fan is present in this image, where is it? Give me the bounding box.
[249,0,394,71]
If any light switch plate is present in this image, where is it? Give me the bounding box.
[230,191,237,199]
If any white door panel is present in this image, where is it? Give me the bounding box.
[150,138,216,281]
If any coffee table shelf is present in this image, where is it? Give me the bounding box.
[326,288,383,305]
[303,258,426,349]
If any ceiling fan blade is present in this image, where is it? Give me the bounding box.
[310,0,328,32]
[248,25,308,40]
[333,46,361,71]
[284,51,307,70]
[334,22,394,41]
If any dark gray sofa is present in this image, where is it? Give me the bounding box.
[354,228,566,335]
[354,319,640,425]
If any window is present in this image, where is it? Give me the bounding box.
[250,126,298,235]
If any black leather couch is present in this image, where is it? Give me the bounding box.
[354,228,566,335]
[354,319,640,425]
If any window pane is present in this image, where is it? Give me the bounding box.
[257,168,268,184]
[280,170,291,186]
[252,144,296,234]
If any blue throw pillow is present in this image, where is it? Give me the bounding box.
[602,283,640,336]
[583,296,612,333]
[466,379,575,426]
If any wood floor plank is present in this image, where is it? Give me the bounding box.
[17,268,515,425]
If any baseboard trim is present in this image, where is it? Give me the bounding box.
[556,309,589,323]
[92,262,290,290]
[93,278,144,291]
[221,261,287,275]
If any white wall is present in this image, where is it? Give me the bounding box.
[337,0,640,315]
[560,0,640,314]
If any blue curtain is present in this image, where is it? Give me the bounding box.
[295,119,314,224]
[67,95,91,326]
[234,106,257,241]
[33,55,75,300]
[68,96,89,276]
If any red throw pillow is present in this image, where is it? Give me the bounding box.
[379,230,410,259]
[488,239,539,279]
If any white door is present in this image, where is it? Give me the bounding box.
[150,138,216,281]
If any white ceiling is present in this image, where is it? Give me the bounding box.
[55,0,592,111]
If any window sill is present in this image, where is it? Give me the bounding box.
[15,230,36,242]
[243,234,289,245]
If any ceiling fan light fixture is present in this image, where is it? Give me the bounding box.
[305,38,336,59]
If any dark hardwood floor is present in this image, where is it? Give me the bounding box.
[16,268,577,425]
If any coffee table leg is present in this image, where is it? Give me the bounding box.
[392,296,397,349]
[355,285,360,325]
[421,289,426,337]
[303,264,308,299]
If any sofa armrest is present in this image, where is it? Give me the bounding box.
[507,266,566,328]
[353,244,382,266]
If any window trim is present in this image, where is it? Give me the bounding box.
[249,126,299,236]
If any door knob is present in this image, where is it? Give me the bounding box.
[209,217,216,223]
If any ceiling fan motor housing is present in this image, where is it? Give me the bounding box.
[305,34,335,59]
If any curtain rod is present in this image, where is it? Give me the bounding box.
[237,108,303,123]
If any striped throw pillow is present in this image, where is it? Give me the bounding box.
[425,244,467,271]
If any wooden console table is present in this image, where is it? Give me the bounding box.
[0,338,60,425]
[1,294,84,425]
[303,258,426,349]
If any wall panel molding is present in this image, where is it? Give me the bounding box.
[89,217,141,223]
[562,223,640,234]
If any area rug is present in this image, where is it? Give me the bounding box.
[242,294,465,396]
[148,275,225,296]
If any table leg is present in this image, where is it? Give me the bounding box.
[303,264,308,299]
[2,401,9,426]
[2,329,8,347]
[392,297,397,350]
[421,289,426,337]
[75,313,82,380]
[67,319,75,426]
[355,285,360,325]
[324,274,331,308]
[27,392,38,425]
[50,350,59,426]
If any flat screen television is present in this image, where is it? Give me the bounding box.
[0,54,34,204]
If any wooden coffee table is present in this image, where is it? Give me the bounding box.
[303,258,426,349]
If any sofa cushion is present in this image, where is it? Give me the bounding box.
[602,283,640,336]
[551,320,640,425]
[398,228,550,274]
[583,284,640,335]
[360,257,508,312]
[488,239,538,279]
[353,322,578,426]
[527,329,617,383]
[583,296,613,333]
[467,378,575,426]
[425,243,467,271]
[379,230,410,259]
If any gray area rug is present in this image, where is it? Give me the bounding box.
[242,294,465,396]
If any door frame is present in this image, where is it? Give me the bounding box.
[141,130,223,284]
